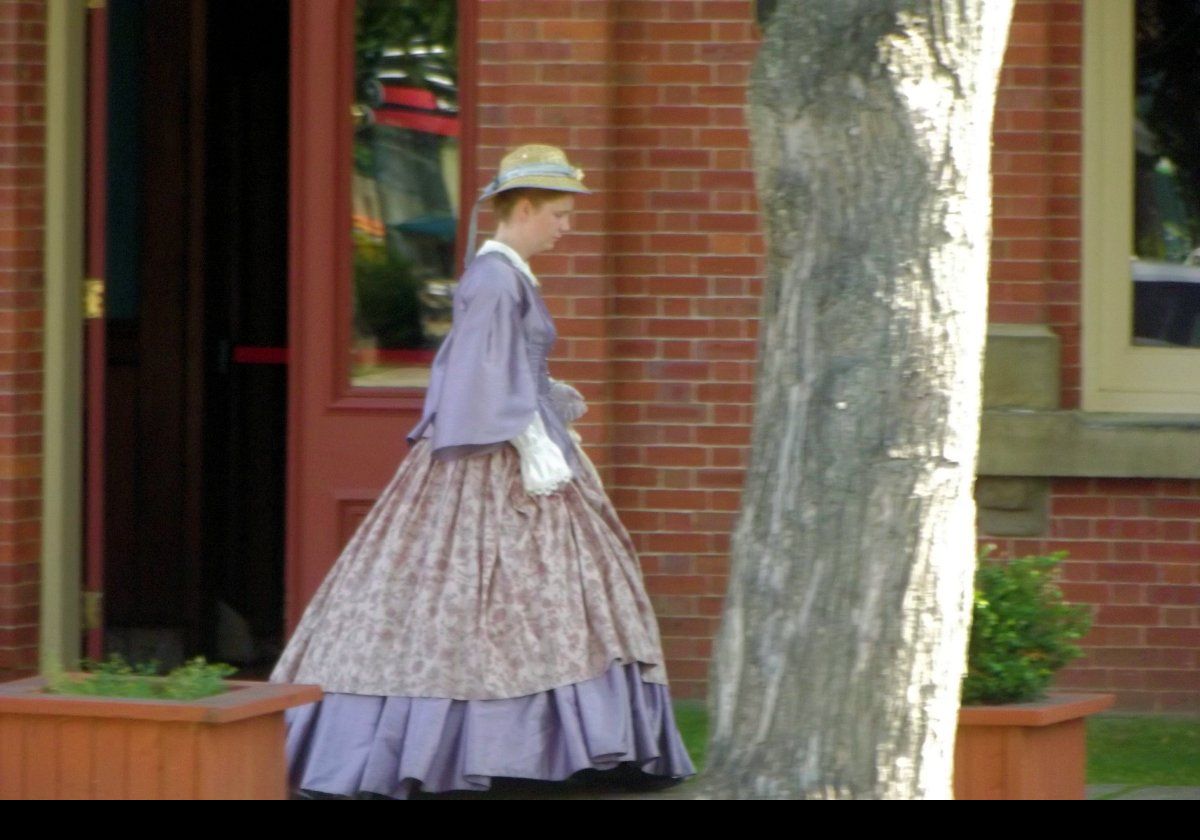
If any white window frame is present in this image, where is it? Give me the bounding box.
[1082,0,1200,413]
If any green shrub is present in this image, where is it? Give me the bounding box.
[353,242,425,350]
[47,654,237,701]
[962,548,1093,705]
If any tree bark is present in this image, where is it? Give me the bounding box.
[701,0,1013,799]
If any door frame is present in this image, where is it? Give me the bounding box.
[40,2,88,672]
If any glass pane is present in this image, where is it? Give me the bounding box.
[1132,1,1200,348]
[351,1,458,387]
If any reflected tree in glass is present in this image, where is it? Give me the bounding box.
[351,0,460,387]
[1132,0,1200,347]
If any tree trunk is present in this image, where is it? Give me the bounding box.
[701,0,1013,799]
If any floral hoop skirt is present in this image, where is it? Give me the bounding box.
[270,440,695,797]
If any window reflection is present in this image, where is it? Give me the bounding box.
[351,0,458,387]
[1133,0,1200,348]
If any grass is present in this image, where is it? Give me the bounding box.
[673,700,708,772]
[672,704,1200,788]
[1087,716,1200,786]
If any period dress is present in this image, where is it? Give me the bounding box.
[269,241,695,798]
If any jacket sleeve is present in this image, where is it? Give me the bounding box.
[414,261,540,459]
[546,378,587,425]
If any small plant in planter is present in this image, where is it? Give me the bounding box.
[46,654,238,701]
[963,548,1093,705]
[955,547,1110,800]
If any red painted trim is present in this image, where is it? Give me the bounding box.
[332,0,358,405]
[456,0,479,274]
[372,348,437,364]
[84,4,110,660]
[285,0,311,634]
[232,346,290,365]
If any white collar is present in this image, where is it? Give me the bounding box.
[477,239,539,287]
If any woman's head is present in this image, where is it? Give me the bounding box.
[490,187,561,223]
[482,144,589,200]
[482,145,588,258]
[493,189,575,258]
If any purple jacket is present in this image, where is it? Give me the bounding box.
[406,251,582,476]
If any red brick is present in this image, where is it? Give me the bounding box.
[1144,670,1200,692]
[1146,543,1199,562]
[1146,628,1200,647]
[1111,497,1143,516]
[696,425,751,446]
[1109,584,1145,605]
[1050,496,1110,516]
[1159,692,1200,712]
[643,490,706,510]
[1161,521,1193,541]
[1151,499,1200,519]
[644,446,707,467]
[1053,668,1109,690]
[1095,606,1159,626]
[645,532,709,553]
[1147,586,1200,606]
[1095,563,1158,583]
[1085,626,1143,646]
[1058,582,1108,603]
[1159,607,1196,628]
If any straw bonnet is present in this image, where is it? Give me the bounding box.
[479,144,590,201]
[466,145,590,262]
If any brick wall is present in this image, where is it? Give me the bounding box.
[0,0,45,678]
[989,0,1083,409]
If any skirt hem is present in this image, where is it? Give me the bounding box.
[284,661,696,799]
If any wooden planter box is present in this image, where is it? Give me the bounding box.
[954,692,1115,800]
[0,677,321,800]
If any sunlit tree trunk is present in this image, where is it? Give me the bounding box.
[701,0,1013,799]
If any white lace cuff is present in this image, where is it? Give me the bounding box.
[510,412,572,495]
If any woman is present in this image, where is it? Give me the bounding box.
[270,145,695,798]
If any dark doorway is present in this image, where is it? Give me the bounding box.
[101,0,290,673]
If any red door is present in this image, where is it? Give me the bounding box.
[285,1,476,628]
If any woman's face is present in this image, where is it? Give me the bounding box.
[522,194,574,256]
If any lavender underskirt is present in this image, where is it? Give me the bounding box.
[284,662,697,798]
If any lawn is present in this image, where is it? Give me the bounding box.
[1087,715,1200,786]
[673,700,709,772]
[672,704,1200,787]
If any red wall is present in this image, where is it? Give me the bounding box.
[0,0,45,678]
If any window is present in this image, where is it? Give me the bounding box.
[349,0,459,389]
[1083,0,1200,412]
